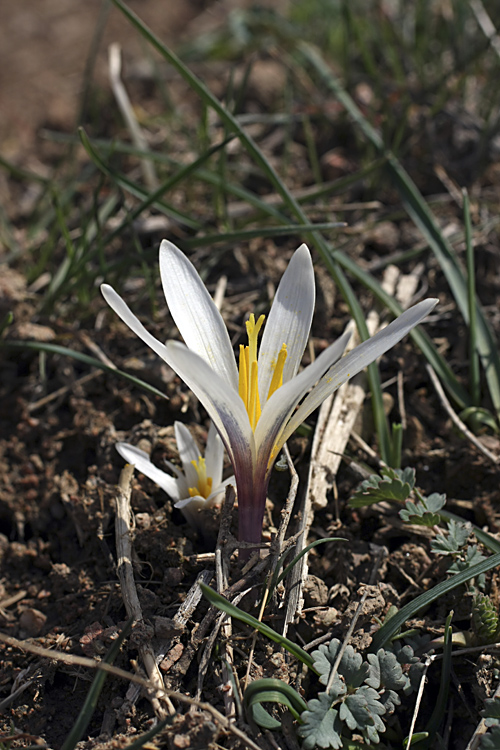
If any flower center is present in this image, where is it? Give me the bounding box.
[238,313,287,430]
[188,457,213,499]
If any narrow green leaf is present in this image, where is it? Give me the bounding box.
[199,583,316,671]
[423,611,453,744]
[79,128,200,230]
[371,552,500,651]
[0,311,13,337]
[463,189,480,406]
[2,340,167,401]
[244,678,308,729]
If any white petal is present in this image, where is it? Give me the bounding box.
[204,421,224,488]
[258,244,315,400]
[163,458,184,480]
[175,494,205,509]
[160,240,238,389]
[255,330,352,469]
[101,284,173,365]
[174,422,200,488]
[205,476,236,508]
[115,442,182,501]
[164,341,255,473]
[277,298,438,449]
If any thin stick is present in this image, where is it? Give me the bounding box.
[470,0,500,60]
[426,365,499,465]
[115,464,174,716]
[244,444,299,688]
[406,655,434,750]
[214,486,236,718]
[108,43,158,191]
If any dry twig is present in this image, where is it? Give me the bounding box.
[115,464,174,717]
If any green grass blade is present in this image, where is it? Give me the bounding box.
[463,188,480,405]
[0,312,14,337]
[182,223,346,247]
[61,618,133,750]
[199,583,316,672]
[78,128,200,230]
[370,551,500,651]
[422,611,453,746]
[2,340,168,400]
[244,678,308,729]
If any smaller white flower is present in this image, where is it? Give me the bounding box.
[116,421,235,529]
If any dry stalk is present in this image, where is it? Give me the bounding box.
[244,443,299,688]
[214,486,237,718]
[114,463,174,717]
[426,364,499,465]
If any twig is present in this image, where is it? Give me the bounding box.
[214,486,236,718]
[470,0,500,60]
[108,43,158,191]
[28,370,103,412]
[325,587,371,694]
[213,274,228,311]
[426,364,499,465]
[406,655,435,750]
[244,444,299,687]
[115,464,174,717]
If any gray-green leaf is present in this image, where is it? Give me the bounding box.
[299,693,343,750]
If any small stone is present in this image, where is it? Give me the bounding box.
[303,575,329,607]
[155,616,183,639]
[19,608,47,636]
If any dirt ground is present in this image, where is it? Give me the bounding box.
[2,2,500,749]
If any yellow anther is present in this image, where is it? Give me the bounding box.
[246,314,265,365]
[267,344,288,400]
[249,359,261,429]
[238,344,248,407]
[188,457,213,499]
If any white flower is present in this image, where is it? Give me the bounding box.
[116,421,235,529]
[102,240,437,545]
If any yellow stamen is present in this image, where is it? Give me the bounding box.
[188,457,213,499]
[238,313,287,429]
[238,344,248,407]
[249,359,261,429]
[267,344,288,400]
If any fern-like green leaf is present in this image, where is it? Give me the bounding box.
[349,467,415,508]
[431,519,471,555]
